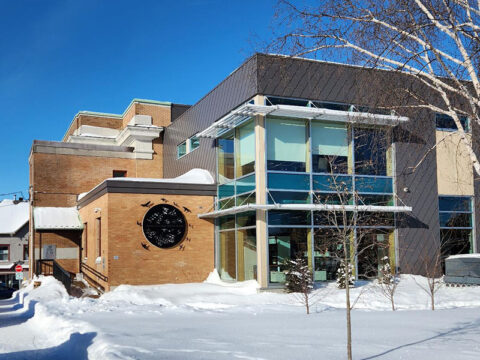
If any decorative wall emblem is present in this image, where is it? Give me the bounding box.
[142,204,187,249]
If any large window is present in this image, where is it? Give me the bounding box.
[268,227,309,283]
[218,212,257,281]
[267,118,307,172]
[439,196,473,261]
[312,121,348,174]
[236,121,255,176]
[354,127,388,176]
[217,133,234,183]
[219,231,236,280]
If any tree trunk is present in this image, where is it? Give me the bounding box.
[346,277,352,360]
[391,297,395,311]
[431,292,435,311]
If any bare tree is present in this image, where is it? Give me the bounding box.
[412,247,445,310]
[377,255,400,311]
[271,0,480,175]
[311,146,395,360]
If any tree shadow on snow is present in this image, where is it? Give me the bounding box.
[0,332,97,360]
[361,317,480,359]
[0,300,37,328]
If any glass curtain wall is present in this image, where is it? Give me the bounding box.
[266,115,395,283]
[218,212,257,281]
[216,119,257,281]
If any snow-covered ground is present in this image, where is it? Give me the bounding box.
[1,272,480,359]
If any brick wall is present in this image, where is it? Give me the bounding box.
[78,192,215,290]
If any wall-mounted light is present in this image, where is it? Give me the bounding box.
[94,208,101,213]
[403,187,410,193]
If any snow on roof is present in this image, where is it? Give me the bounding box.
[0,263,14,270]
[0,200,29,235]
[447,253,480,260]
[33,207,84,230]
[109,168,215,185]
[78,168,215,202]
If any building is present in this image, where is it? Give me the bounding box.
[0,199,29,287]
[29,54,479,291]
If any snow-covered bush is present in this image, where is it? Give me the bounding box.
[379,256,393,284]
[285,258,313,293]
[285,258,314,314]
[336,260,355,289]
[377,256,399,311]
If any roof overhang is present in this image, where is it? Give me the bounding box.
[198,203,412,219]
[33,207,84,231]
[196,103,409,139]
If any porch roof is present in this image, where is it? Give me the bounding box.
[33,207,84,231]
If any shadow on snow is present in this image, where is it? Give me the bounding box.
[0,332,97,360]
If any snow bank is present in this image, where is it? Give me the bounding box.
[3,274,480,359]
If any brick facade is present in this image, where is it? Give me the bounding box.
[29,101,176,282]
[78,193,214,291]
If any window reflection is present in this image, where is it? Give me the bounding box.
[354,127,388,176]
[267,118,307,172]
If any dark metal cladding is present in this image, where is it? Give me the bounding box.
[163,55,258,178]
[171,104,191,122]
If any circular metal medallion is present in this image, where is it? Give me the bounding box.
[142,204,187,249]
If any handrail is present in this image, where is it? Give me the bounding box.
[53,261,73,294]
[81,272,106,293]
[81,262,108,282]
[36,260,53,275]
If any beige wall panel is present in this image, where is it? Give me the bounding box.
[436,130,474,196]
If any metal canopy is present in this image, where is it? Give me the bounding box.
[196,103,409,139]
[198,203,412,219]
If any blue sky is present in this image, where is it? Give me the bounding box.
[0,0,276,199]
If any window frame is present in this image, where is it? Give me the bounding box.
[112,170,127,178]
[177,134,200,159]
[177,141,187,159]
[95,217,101,258]
[435,113,470,132]
[0,244,10,262]
[23,244,28,261]
[82,222,88,261]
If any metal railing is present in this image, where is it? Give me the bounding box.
[81,263,108,282]
[36,260,53,275]
[53,261,73,294]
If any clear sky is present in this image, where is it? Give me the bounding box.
[0,0,276,199]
